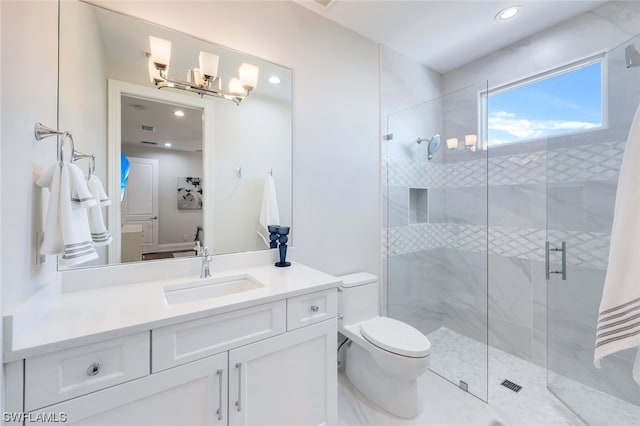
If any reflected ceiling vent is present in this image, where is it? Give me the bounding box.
[313,0,335,7]
[139,124,155,132]
[140,141,158,145]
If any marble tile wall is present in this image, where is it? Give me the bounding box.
[386,137,625,371]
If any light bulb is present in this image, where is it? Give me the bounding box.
[198,52,219,80]
[239,63,259,90]
[228,78,246,96]
[149,36,171,69]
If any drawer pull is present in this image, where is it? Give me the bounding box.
[235,363,243,412]
[310,305,320,313]
[86,362,101,377]
[216,369,224,420]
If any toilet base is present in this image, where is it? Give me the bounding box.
[345,342,421,419]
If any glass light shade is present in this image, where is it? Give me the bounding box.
[239,63,259,89]
[465,134,478,146]
[199,52,219,79]
[148,58,162,83]
[228,78,246,96]
[446,138,458,149]
[149,36,171,68]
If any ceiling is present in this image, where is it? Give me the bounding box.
[121,95,203,152]
[296,0,607,73]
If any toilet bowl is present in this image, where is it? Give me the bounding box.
[337,273,431,419]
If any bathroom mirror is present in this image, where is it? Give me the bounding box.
[58,1,292,270]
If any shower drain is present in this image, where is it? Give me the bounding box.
[500,379,523,393]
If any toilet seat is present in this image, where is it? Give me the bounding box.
[360,317,431,358]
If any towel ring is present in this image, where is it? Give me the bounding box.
[59,133,75,167]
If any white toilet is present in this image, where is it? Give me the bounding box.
[337,272,431,419]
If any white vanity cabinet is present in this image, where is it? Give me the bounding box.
[14,288,338,426]
[228,319,337,426]
[28,352,228,426]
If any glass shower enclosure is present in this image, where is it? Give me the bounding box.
[384,34,640,424]
[385,82,490,401]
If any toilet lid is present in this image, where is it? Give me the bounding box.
[360,317,431,358]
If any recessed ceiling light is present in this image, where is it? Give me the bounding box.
[174,110,185,117]
[495,5,522,21]
[268,76,281,85]
[164,142,172,147]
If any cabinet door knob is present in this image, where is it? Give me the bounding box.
[86,362,101,376]
[310,305,320,313]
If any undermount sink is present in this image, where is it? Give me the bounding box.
[164,274,265,305]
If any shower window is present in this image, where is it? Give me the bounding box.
[482,54,605,146]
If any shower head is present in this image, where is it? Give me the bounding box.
[417,134,442,160]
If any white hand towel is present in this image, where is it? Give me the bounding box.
[257,174,280,246]
[86,175,112,246]
[594,102,640,385]
[36,163,98,266]
[87,174,111,206]
[36,163,63,255]
[68,164,97,209]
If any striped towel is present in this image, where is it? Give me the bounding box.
[594,102,640,385]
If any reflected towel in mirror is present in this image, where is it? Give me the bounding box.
[257,174,280,246]
[86,174,112,246]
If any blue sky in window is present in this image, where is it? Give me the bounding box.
[488,62,602,145]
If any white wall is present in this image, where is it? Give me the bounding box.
[212,94,292,254]
[93,0,381,278]
[1,1,58,312]
[123,144,203,248]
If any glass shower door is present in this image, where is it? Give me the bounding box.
[546,35,640,425]
[385,82,489,401]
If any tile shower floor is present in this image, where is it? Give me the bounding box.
[338,327,640,426]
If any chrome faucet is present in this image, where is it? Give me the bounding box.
[200,247,212,279]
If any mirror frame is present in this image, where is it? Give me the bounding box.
[107,79,215,263]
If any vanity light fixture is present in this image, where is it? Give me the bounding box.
[148,36,259,105]
[174,110,185,117]
[465,134,478,151]
[495,5,522,21]
[268,75,281,85]
[446,138,459,149]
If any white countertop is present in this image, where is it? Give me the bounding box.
[3,262,340,362]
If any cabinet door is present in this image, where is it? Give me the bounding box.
[27,353,227,426]
[229,319,337,426]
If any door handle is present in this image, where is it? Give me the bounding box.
[216,369,223,421]
[150,216,158,220]
[235,363,242,412]
[546,241,567,280]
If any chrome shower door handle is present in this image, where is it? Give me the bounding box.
[561,241,567,280]
[235,363,242,412]
[216,369,223,421]
[546,241,567,281]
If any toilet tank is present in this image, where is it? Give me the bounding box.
[338,273,379,326]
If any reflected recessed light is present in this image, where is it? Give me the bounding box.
[174,110,185,117]
[164,142,172,147]
[495,5,522,21]
[268,76,281,85]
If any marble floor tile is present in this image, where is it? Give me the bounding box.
[338,327,640,426]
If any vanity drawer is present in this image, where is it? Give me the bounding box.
[152,300,286,372]
[287,288,338,331]
[24,332,150,411]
